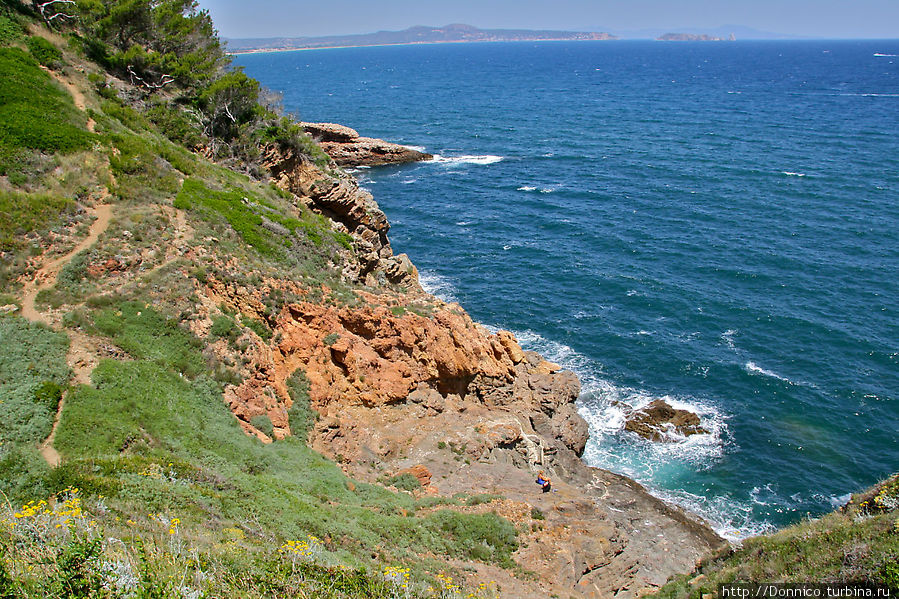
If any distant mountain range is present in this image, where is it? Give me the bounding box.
[225,24,617,53]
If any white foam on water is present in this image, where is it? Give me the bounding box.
[838,92,899,97]
[657,487,777,541]
[782,171,807,177]
[874,53,898,57]
[827,493,853,509]
[539,187,557,194]
[401,178,417,185]
[500,327,812,541]
[417,270,459,304]
[517,185,537,191]
[428,154,504,165]
[721,329,739,351]
[745,361,793,384]
[404,145,427,152]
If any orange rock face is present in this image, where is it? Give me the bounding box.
[224,299,530,438]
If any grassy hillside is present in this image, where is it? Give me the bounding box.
[0,1,512,596]
[655,476,899,597]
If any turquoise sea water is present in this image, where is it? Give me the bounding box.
[236,41,899,539]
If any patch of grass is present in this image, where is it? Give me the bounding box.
[425,510,519,567]
[244,317,272,342]
[323,332,340,346]
[174,178,348,262]
[88,301,207,378]
[0,190,75,251]
[0,316,70,445]
[100,98,148,132]
[0,47,92,175]
[26,35,61,68]
[250,414,274,438]
[209,313,240,343]
[0,12,23,45]
[175,178,277,257]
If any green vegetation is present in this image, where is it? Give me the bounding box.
[0,47,92,176]
[174,178,346,260]
[655,475,899,597]
[209,313,240,342]
[0,190,75,251]
[0,317,70,499]
[244,316,273,341]
[26,35,61,67]
[0,10,23,44]
[286,369,317,442]
[382,473,422,492]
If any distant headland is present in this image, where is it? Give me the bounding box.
[225,23,617,54]
[656,32,737,41]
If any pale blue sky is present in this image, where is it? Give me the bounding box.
[197,0,899,39]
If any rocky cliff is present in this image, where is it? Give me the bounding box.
[217,148,726,597]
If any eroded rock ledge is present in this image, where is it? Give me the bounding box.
[303,122,433,167]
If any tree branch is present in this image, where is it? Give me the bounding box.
[36,0,76,26]
[127,66,175,91]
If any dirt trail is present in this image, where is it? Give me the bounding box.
[48,70,96,133]
[20,204,113,323]
[29,24,96,133]
[20,203,113,466]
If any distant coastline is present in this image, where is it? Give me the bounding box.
[226,23,616,54]
[228,38,616,56]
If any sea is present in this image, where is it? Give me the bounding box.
[235,40,899,540]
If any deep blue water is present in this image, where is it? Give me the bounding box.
[236,41,899,539]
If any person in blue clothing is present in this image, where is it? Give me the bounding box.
[536,471,551,493]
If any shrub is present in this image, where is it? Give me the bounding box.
[286,369,316,442]
[244,317,272,341]
[250,414,274,438]
[146,101,204,148]
[0,12,22,45]
[209,314,240,342]
[382,473,421,492]
[33,380,64,412]
[90,301,207,378]
[26,35,61,68]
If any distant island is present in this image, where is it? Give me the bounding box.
[226,23,617,54]
[657,32,736,41]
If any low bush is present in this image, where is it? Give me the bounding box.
[250,414,274,438]
[286,369,316,442]
[382,473,421,492]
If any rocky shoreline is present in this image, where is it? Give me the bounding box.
[216,129,728,598]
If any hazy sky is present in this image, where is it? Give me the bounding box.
[197,0,899,39]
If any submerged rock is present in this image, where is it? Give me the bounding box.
[623,399,709,442]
